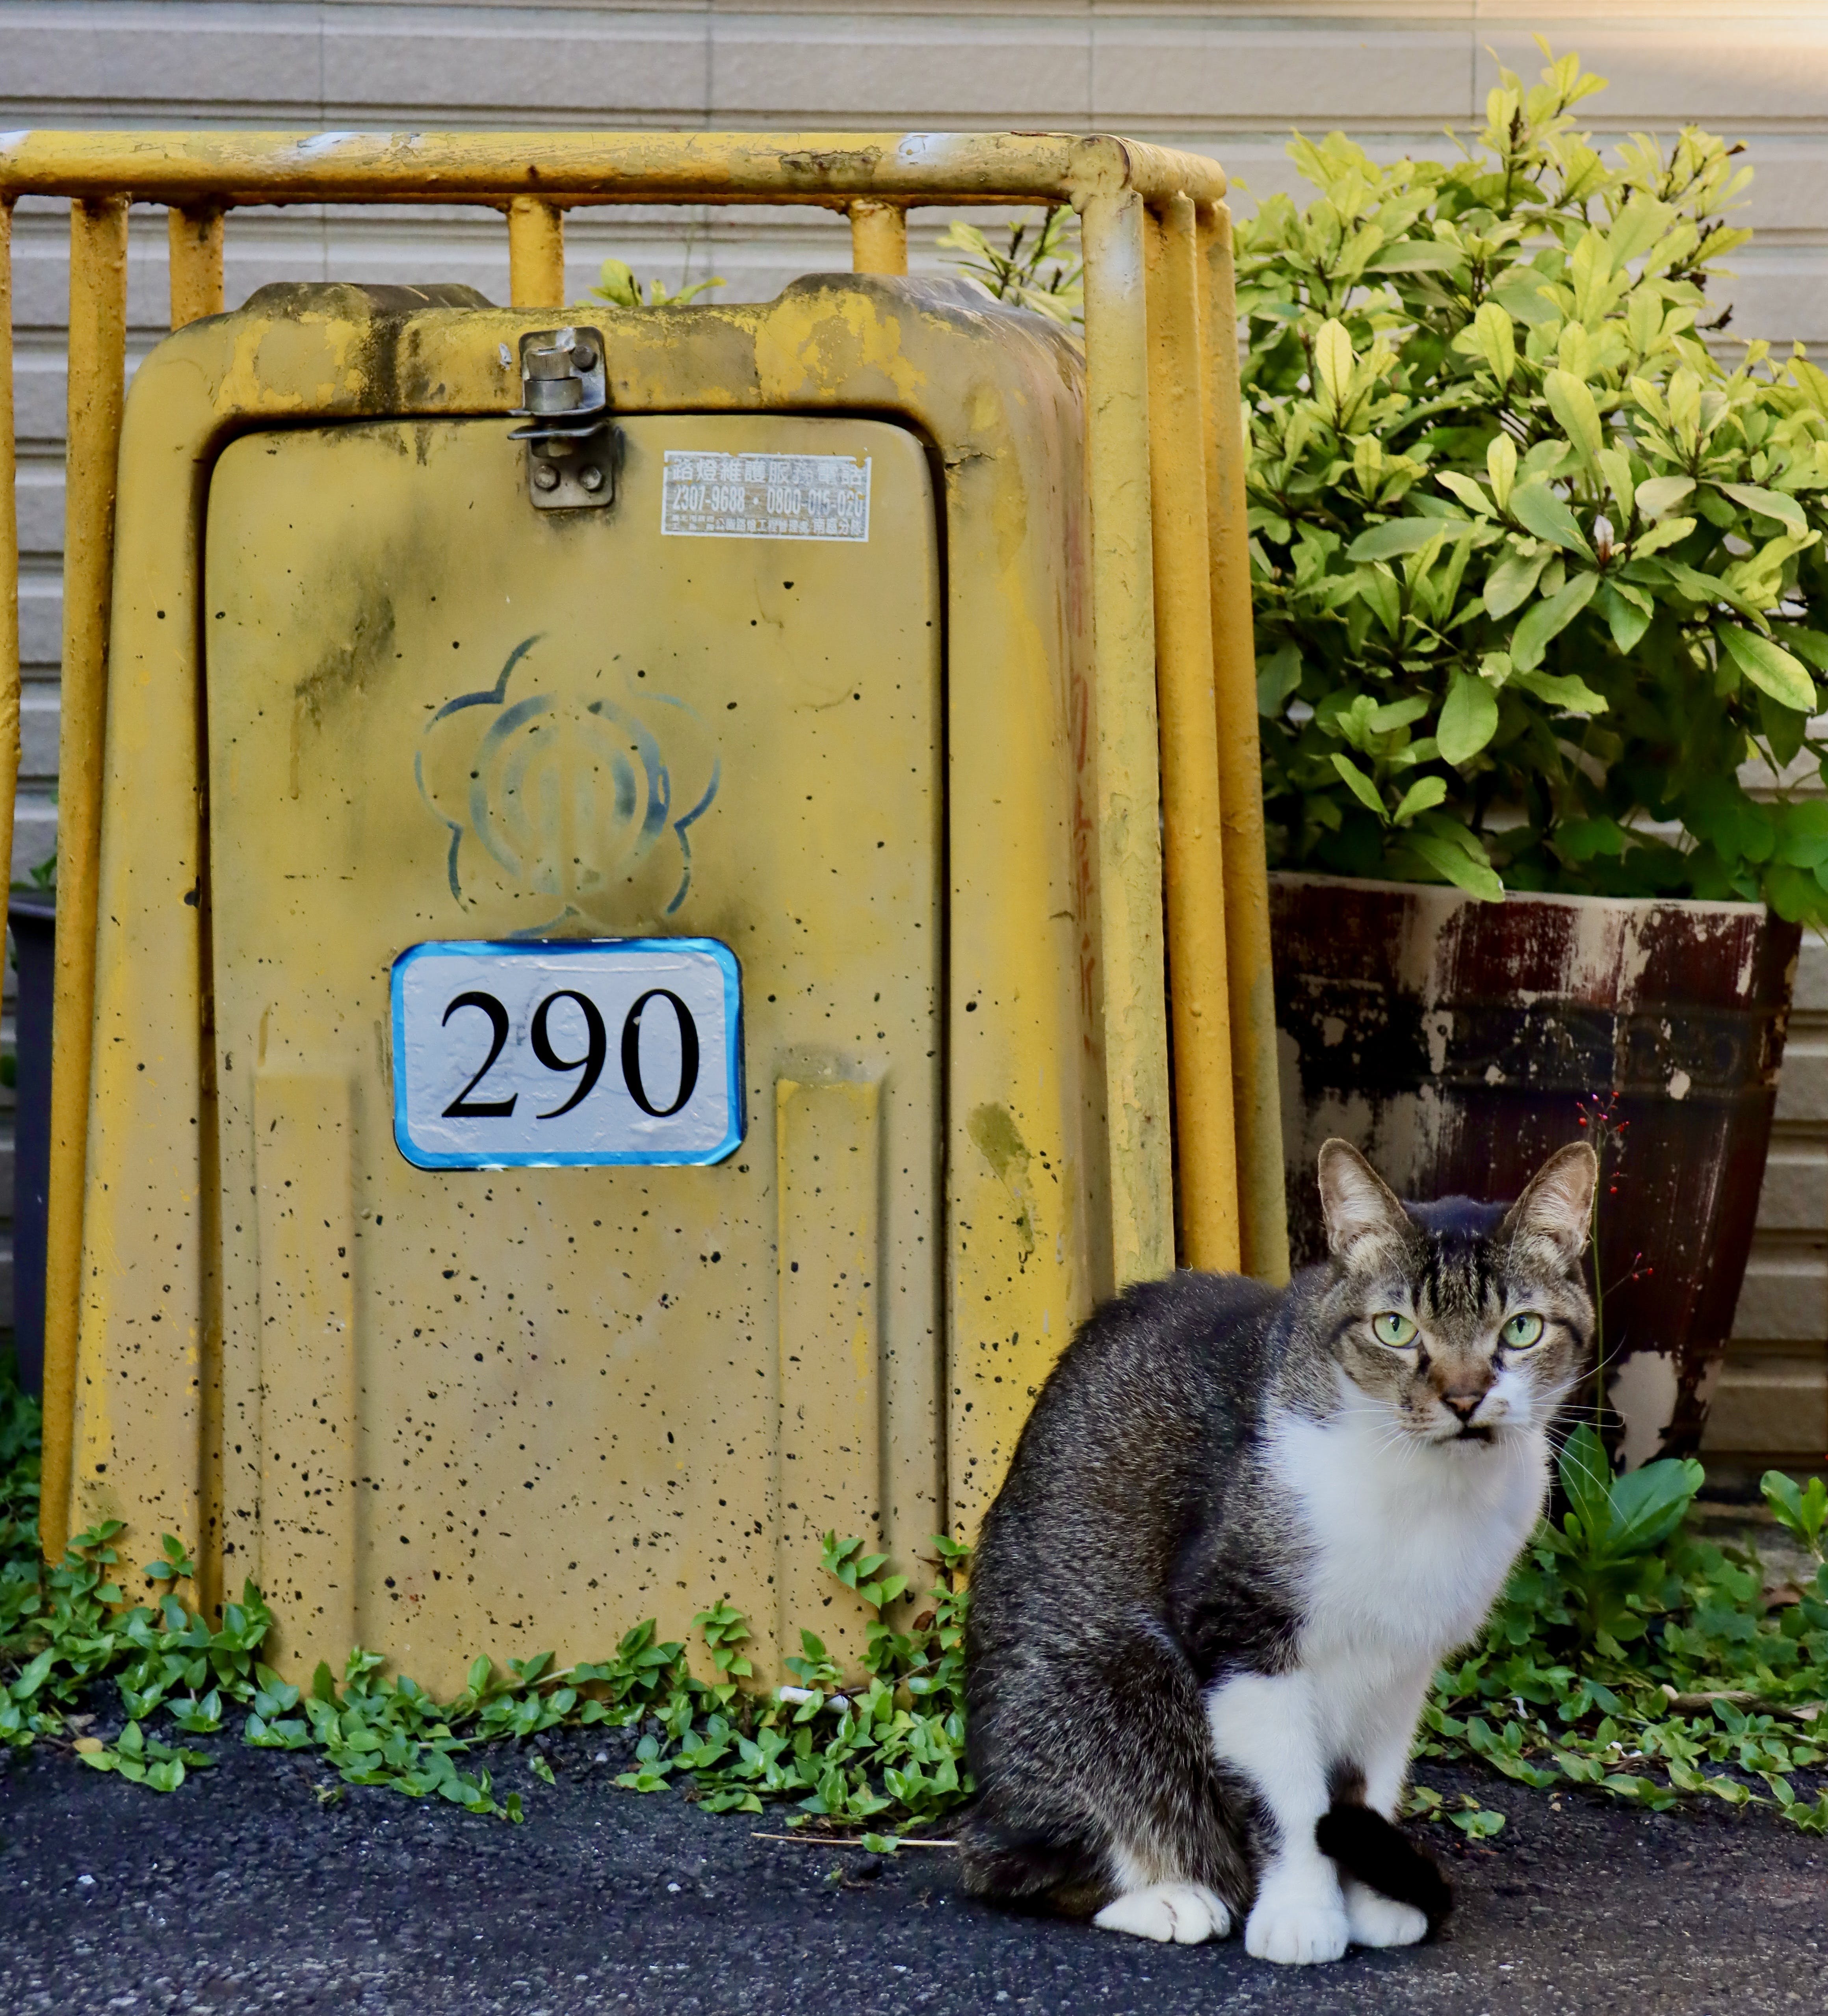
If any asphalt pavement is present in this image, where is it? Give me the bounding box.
[1,1725,1822,2015]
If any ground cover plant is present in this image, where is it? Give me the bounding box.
[3,1344,1826,1845]
[0,1350,966,1836]
[1418,1424,1828,1836]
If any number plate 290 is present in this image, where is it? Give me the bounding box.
[390,938,745,1169]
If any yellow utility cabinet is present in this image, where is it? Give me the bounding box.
[2,131,1281,1693]
[71,279,1112,1686]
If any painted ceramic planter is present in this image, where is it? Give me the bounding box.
[1270,873,1800,1468]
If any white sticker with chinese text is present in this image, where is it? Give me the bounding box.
[660,450,870,542]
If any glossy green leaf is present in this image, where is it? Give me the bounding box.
[1555,816,1627,860]
[1437,673,1500,766]
[1631,515,1697,559]
[1605,1459,1707,1562]
[1761,1470,1828,1555]
[1559,1425,1615,1550]
[1365,695,1430,734]
[1511,571,1600,672]
[1330,754,1388,819]
[1718,625,1818,712]
[1484,549,1551,619]
[1347,517,1471,562]
[1436,471,1494,517]
[1511,669,1609,713]
[1714,482,1807,535]
[1314,319,1354,406]
[1595,579,1653,654]
[1256,643,1302,716]
[1392,775,1448,825]
[1486,433,1518,512]
[1785,628,1828,673]
[1634,474,1694,520]
[1489,273,1561,325]
[1468,300,1516,385]
[1772,799,1828,869]
[1544,368,1605,465]
[1397,830,1503,900]
[1509,481,1594,558]
[1365,241,1464,273]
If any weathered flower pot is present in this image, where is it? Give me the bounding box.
[1270,873,1800,1468]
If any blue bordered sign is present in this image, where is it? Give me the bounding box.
[390,938,745,1169]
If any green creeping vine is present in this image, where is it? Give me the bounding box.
[1418,1425,1828,1835]
[608,1535,970,1830]
[4,1353,1826,1839]
[2,1362,969,1831]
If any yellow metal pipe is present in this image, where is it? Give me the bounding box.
[1145,197,1239,1275]
[848,199,908,275]
[169,194,227,1610]
[167,204,225,328]
[1198,201,1288,1286]
[1081,188,1173,1289]
[506,196,566,308]
[41,195,129,1561]
[0,203,19,927]
[0,130,1225,209]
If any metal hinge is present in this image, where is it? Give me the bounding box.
[509,326,620,510]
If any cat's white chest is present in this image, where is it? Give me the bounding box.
[1269,1403,1547,1666]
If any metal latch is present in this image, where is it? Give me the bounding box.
[509,326,620,510]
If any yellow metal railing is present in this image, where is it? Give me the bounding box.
[0,130,1288,1561]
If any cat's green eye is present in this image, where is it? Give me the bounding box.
[1371,1312,1418,1349]
[1501,1312,1546,1349]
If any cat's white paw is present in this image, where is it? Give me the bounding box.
[1244,1894,1351,1966]
[1093,1882,1232,1945]
[1344,1878,1429,1949]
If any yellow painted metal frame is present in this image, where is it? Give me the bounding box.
[0,131,1287,1566]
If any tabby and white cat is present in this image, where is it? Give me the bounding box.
[959,1137,1596,1965]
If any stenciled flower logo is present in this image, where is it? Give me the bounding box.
[416,635,721,931]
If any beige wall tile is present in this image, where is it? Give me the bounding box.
[1092,23,1473,123]
[1789,945,1828,1015]
[1732,1251,1828,1342]
[1774,1043,1828,1126]
[1702,1353,1828,1453]
[1754,1148,1828,1234]
[709,17,1091,119]
[321,11,708,114]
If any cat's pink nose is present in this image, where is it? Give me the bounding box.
[1440,1390,1486,1422]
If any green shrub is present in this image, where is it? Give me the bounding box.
[578,259,724,310]
[1239,43,1828,920]
[935,207,1083,326]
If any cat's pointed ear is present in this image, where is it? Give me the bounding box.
[1499,1141,1598,1267]
[1317,1139,1412,1264]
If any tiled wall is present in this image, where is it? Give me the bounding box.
[5,2,1827,1466]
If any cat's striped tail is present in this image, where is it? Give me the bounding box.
[1315,1803,1454,1933]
